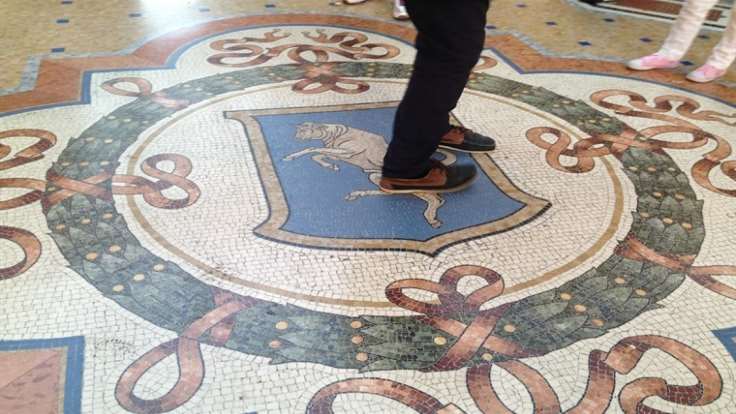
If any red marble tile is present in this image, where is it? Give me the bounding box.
[0,349,65,414]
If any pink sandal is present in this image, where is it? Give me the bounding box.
[627,54,680,71]
[686,64,727,83]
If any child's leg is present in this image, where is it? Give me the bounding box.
[393,0,409,20]
[687,7,736,82]
[659,0,720,59]
[706,6,736,69]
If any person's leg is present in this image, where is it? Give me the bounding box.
[393,0,409,20]
[629,0,718,70]
[382,0,489,179]
[660,0,720,59]
[688,6,736,81]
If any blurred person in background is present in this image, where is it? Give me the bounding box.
[628,0,736,83]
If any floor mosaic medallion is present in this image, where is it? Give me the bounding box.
[2,13,736,414]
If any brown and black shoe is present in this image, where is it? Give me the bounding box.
[379,160,477,194]
[439,126,496,153]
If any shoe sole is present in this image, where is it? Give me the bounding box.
[685,73,720,83]
[378,173,477,194]
[438,144,495,154]
[627,64,679,71]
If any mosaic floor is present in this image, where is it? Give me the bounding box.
[584,0,735,29]
[2,1,736,413]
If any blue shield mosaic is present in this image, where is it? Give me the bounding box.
[226,104,550,255]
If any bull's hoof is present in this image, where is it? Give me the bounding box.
[430,220,442,228]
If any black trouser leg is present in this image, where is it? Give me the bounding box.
[382,0,490,178]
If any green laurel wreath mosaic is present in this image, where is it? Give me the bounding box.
[46,62,703,371]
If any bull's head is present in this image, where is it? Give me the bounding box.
[295,122,326,140]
